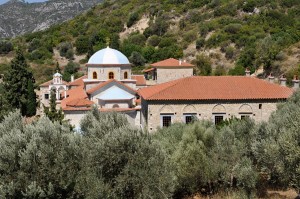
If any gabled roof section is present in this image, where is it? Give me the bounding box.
[86,79,137,95]
[131,75,146,86]
[61,86,89,108]
[138,76,293,101]
[150,58,194,68]
[97,86,135,100]
[66,98,94,107]
[67,75,87,87]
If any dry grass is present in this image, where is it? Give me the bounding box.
[119,15,150,40]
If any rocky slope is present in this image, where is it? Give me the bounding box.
[0,0,103,38]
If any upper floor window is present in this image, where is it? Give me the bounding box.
[124,71,128,79]
[109,72,114,79]
[93,72,97,79]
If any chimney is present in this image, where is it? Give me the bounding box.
[292,75,299,89]
[280,74,287,86]
[71,75,74,82]
[179,59,182,65]
[268,73,275,84]
[245,67,251,77]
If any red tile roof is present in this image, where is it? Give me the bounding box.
[61,86,89,108]
[66,98,94,107]
[67,75,87,87]
[151,58,194,68]
[138,76,293,101]
[131,75,146,86]
[86,79,137,94]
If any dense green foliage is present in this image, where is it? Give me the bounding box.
[1,90,300,198]
[0,40,13,54]
[6,0,300,83]
[2,50,37,117]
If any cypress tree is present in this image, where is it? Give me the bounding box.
[26,79,37,117]
[0,83,11,121]
[3,49,35,116]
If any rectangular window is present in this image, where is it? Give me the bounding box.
[44,94,49,100]
[185,116,193,124]
[162,116,172,127]
[259,104,262,109]
[214,115,224,125]
[241,115,250,120]
[184,114,197,124]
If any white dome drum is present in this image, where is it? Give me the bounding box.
[87,47,130,65]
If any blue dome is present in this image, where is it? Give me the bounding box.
[88,47,130,65]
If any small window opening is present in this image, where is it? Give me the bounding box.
[109,72,114,79]
[93,72,97,79]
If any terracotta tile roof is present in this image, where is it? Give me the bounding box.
[86,79,137,94]
[40,79,68,87]
[151,58,194,68]
[61,86,89,108]
[63,107,92,111]
[138,76,293,101]
[66,98,94,107]
[131,75,146,86]
[67,75,87,87]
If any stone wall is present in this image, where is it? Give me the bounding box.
[144,100,282,132]
[64,110,88,129]
[156,68,193,84]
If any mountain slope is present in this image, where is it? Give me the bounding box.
[0,0,103,38]
[1,0,300,85]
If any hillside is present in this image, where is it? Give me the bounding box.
[0,0,103,38]
[1,0,300,84]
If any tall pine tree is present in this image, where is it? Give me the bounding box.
[3,49,36,116]
[26,79,37,117]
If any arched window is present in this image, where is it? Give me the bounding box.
[93,72,97,79]
[112,104,119,108]
[109,72,114,79]
[124,71,128,79]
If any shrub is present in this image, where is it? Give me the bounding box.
[0,40,13,54]
[192,54,212,76]
[129,51,146,67]
[127,12,139,27]
[225,46,235,59]
[196,38,205,50]
[147,35,161,47]
[183,30,198,43]
[128,33,147,46]
[75,35,89,54]
[58,42,73,58]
